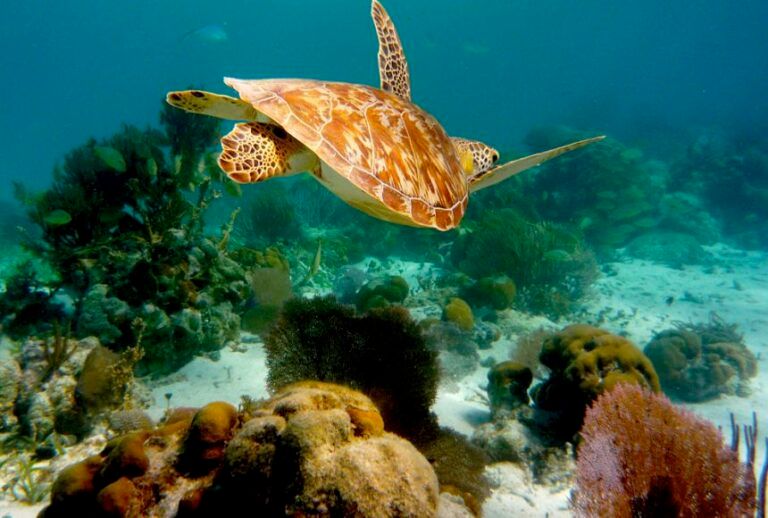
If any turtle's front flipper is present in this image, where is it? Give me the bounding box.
[166,90,260,121]
[219,122,319,184]
[371,0,411,101]
[468,136,605,192]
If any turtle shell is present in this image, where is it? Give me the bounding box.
[224,78,468,230]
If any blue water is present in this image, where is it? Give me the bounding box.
[2,0,767,196]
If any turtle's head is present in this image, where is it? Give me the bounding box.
[451,137,500,175]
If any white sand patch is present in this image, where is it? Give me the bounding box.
[143,333,269,421]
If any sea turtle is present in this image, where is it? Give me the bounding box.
[166,0,603,231]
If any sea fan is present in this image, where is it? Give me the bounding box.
[572,383,756,517]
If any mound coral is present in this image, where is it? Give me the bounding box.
[354,275,409,312]
[442,297,474,331]
[531,324,660,443]
[572,383,756,517]
[264,296,438,439]
[40,382,440,517]
[459,275,516,311]
[645,317,757,401]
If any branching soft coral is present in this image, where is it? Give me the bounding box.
[572,383,756,517]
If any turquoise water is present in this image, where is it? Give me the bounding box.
[2,1,767,194]
[0,1,767,516]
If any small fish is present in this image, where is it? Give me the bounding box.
[44,209,72,226]
[308,239,322,278]
[181,24,228,44]
[94,146,126,172]
[298,240,323,286]
[665,296,675,306]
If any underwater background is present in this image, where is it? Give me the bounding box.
[0,0,767,516]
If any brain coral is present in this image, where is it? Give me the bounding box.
[645,323,757,402]
[531,324,660,443]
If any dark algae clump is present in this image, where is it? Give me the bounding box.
[264,296,439,440]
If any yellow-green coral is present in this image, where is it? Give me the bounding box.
[442,297,474,331]
[540,324,660,394]
[532,324,660,443]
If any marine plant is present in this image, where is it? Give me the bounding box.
[6,454,52,504]
[264,295,439,439]
[572,383,757,517]
[530,324,660,444]
[40,321,77,381]
[451,208,598,318]
[415,427,491,515]
[234,184,304,248]
[14,102,253,374]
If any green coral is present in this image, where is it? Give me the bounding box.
[354,275,409,312]
[531,324,660,443]
[459,275,516,311]
[451,208,597,317]
[442,297,474,331]
[264,296,438,440]
[486,361,533,417]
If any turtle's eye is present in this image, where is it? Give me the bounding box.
[491,152,499,162]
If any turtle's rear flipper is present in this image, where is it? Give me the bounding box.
[468,135,605,193]
[219,122,319,184]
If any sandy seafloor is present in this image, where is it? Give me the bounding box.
[1,243,766,517]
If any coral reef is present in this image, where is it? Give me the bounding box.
[39,382,440,517]
[572,383,756,517]
[523,126,668,250]
[13,109,254,374]
[451,208,597,318]
[644,316,757,401]
[530,324,660,443]
[415,427,491,516]
[264,296,438,440]
[0,261,66,340]
[670,129,768,249]
[472,418,575,487]
[0,335,139,459]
